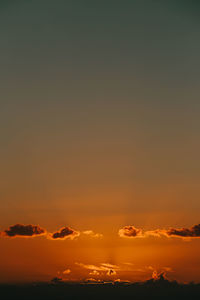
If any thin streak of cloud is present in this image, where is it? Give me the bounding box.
[63,269,71,275]
[75,262,119,277]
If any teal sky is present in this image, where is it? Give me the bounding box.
[1,0,200,230]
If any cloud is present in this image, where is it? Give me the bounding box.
[118,226,143,238]
[145,225,200,239]
[146,265,173,274]
[119,224,200,240]
[114,279,130,284]
[75,263,105,272]
[101,263,119,269]
[85,278,102,283]
[166,224,200,238]
[75,262,119,276]
[82,230,103,238]
[151,271,169,281]
[107,269,117,276]
[50,227,80,240]
[3,224,45,238]
[51,277,63,283]
[123,262,134,266]
[89,270,100,276]
[63,269,71,275]
[144,229,166,238]
[152,270,163,280]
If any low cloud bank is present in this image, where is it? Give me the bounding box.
[0,224,102,241]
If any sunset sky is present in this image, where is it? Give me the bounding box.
[1,0,200,283]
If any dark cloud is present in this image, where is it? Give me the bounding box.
[107,269,116,276]
[118,226,143,238]
[3,224,45,237]
[50,226,80,240]
[166,224,200,238]
[119,224,200,239]
[51,277,63,284]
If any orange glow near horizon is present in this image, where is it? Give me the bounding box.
[1,222,200,283]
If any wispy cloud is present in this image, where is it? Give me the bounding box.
[63,269,71,275]
[82,230,103,238]
[75,262,119,276]
[89,270,100,276]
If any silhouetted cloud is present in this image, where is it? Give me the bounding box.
[3,224,45,238]
[107,269,116,276]
[145,225,200,239]
[118,226,143,238]
[119,224,200,240]
[51,277,63,283]
[166,224,200,238]
[50,226,80,240]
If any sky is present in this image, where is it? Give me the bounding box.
[0,0,200,283]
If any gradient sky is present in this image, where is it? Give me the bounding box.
[0,0,200,283]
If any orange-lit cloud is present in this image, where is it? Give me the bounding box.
[75,262,106,272]
[145,225,200,239]
[118,226,143,238]
[119,224,200,240]
[82,230,103,238]
[2,223,200,242]
[63,269,71,275]
[166,224,200,238]
[75,262,119,276]
[150,271,170,282]
[0,224,103,241]
[151,270,160,280]
[2,224,45,238]
[85,278,102,283]
[50,226,80,240]
[89,270,100,276]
